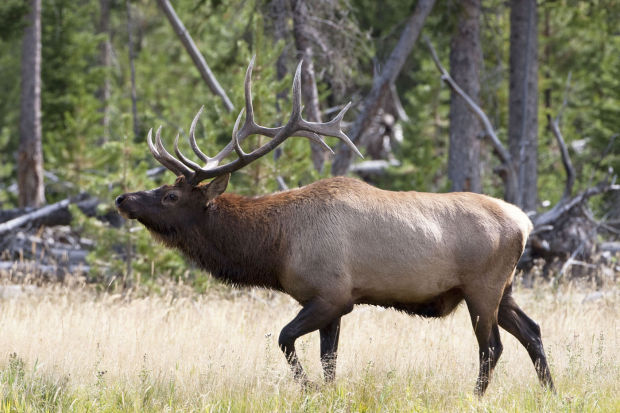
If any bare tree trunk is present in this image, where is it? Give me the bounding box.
[271,0,289,166]
[426,38,518,202]
[97,0,112,139]
[290,0,327,172]
[509,0,538,211]
[272,0,289,94]
[126,0,139,139]
[18,0,45,208]
[156,0,233,113]
[332,0,436,176]
[448,0,482,193]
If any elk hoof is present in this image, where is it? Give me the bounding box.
[300,379,319,392]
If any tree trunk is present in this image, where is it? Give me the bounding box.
[126,0,139,139]
[272,0,290,102]
[271,0,290,168]
[97,0,112,139]
[509,0,538,211]
[18,0,45,208]
[290,0,326,172]
[448,0,482,193]
[331,0,436,176]
[426,37,518,203]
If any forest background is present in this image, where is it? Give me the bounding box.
[0,1,619,411]
[0,0,618,288]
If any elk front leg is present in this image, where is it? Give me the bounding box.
[465,297,504,396]
[320,317,341,382]
[278,297,345,386]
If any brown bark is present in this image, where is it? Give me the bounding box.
[448,0,482,193]
[126,0,139,139]
[272,0,289,87]
[332,0,436,176]
[426,38,518,203]
[268,0,289,164]
[509,0,539,211]
[18,0,45,208]
[290,0,326,172]
[97,0,112,139]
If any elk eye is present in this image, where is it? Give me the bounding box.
[164,193,178,202]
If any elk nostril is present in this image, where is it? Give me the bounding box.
[115,194,127,206]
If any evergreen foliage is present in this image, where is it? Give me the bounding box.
[0,0,617,288]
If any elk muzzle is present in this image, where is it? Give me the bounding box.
[115,193,140,219]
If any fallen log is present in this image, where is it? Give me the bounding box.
[349,159,400,175]
[600,242,620,254]
[0,198,71,236]
[0,194,122,235]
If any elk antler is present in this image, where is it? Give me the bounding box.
[147,56,363,186]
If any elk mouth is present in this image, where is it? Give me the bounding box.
[117,208,136,220]
[115,194,138,220]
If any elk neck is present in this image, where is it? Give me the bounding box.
[173,192,288,290]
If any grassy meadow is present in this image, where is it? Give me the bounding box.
[0,280,618,412]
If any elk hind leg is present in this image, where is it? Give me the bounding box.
[320,317,341,382]
[498,291,554,391]
[279,297,349,386]
[465,297,504,396]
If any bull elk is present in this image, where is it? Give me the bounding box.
[116,58,554,395]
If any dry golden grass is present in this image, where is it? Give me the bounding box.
[0,280,618,412]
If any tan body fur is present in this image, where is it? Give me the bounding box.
[273,177,531,309]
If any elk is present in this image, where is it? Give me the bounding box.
[116,58,554,396]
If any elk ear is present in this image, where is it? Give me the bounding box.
[204,173,230,202]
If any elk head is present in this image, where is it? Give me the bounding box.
[115,57,362,242]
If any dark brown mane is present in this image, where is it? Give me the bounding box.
[169,193,287,290]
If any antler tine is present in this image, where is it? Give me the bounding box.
[147,128,158,159]
[188,107,210,163]
[244,56,256,123]
[231,107,248,160]
[147,128,178,174]
[298,102,363,158]
[181,59,257,171]
[154,57,362,185]
[154,126,193,177]
[212,57,333,160]
[290,60,303,120]
[148,128,183,176]
[174,133,203,171]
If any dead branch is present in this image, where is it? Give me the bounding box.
[548,114,575,200]
[389,83,409,122]
[349,159,400,175]
[156,0,234,112]
[425,37,519,202]
[0,195,120,237]
[601,242,620,253]
[547,73,575,199]
[275,176,289,191]
[534,176,619,228]
[331,0,436,176]
[0,198,70,236]
[555,210,602,283]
